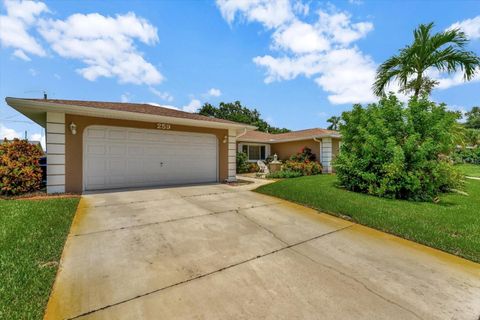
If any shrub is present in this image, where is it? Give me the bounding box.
[283,160,322,176]
[289,147,316,162]
[0,139,43,195]
[452,148,480,164]
[236,152,249,173]
[334,94,463,201]
[266,170,303,179]
[248,162,260,173]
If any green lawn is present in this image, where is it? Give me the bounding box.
[0,198,80,319]
[456,163,480,177]
[256,175,480,263]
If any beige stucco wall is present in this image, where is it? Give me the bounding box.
[271,139,321,161]
[65,115,228,193]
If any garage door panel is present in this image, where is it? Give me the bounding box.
[84,126,218,190]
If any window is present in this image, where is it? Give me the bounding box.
[241,144,267,161]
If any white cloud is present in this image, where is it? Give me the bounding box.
[216,0,294,29]
[149,87,174,102]
[0,123,22,140]
[273,20,330,53]
[37,12,163,85]
[182,99,202,113]
[0,124,45,148]
[0,0,48,59]
[254,48,377,104]
[316,10,373,46]
[29,68,37,76]
[217,2,377,104]
[147,102,179,110]
[448,16,480,40]
[292,1,309,16]
[207,88,222,97]
[29,132,45,148]
[13,49,31,61]
[53,73,61,79]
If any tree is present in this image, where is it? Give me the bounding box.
[198,101,290,133]
[334,94,463,201]
[327,116,341,130]
[465,106,480,129]
[373,23,480,98]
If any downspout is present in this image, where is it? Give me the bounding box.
[236,128,248,139]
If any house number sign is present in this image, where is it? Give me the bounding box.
[156,123,171,130]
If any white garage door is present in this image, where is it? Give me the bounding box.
[84,126,218,190]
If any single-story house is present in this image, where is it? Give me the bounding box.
[6,97,256,193]
[236,128,341,173]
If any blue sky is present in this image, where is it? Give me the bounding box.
[1,0,479,145]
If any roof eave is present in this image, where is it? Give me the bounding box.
[237,134,341,144]
[5,98,257,131]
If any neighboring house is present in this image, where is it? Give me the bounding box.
[6,97,256,194]
[237,128,341,173]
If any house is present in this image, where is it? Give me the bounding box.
[5,97,256,194]
[236,128,341,173]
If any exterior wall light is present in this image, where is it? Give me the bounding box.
[69,122,77,135]
[223,135,228,143]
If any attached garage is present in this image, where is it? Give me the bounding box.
[5,97,256,193]
[84,126,218,190]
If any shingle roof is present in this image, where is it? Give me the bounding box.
[239,128,339,142]
[22,98,248,126]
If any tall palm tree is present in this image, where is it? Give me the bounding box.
[327,116,341,130]
[373,23,480,98]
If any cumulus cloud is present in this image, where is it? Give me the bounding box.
[207,88,222,97]
[0,124,45,148]
[218,1,376,104]
[216,0,294,29]
[448,15,480,40]
[149,87,174,102]
[13,48,31,61]
[0,123,22,139]
[182,99,202,113]
[0,0,48,59]
[37,12,163,85]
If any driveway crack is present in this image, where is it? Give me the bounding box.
[67,225,353,319]
[288,247,424,320]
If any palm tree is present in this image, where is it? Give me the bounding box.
[373,22,480,98]
[327,116,341,130]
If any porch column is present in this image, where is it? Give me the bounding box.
[227,129,237,182]
[321,137,333,173]
[46,112,65,193]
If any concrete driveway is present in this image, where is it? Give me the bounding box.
[45,180,480,320]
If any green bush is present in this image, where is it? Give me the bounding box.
[452,148,480,164]
[236,152,249,173]
[334,95,463,201]
[283,160,322,176]
[248,162,260,173]
[289,146,316,162]
[0,139,43,195]
[266,170,303,179]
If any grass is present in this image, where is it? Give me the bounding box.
[256,175,480,263]
[0,197,80,319]
[456,163,480,177]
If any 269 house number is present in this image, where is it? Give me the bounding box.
[156,123,171,130]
